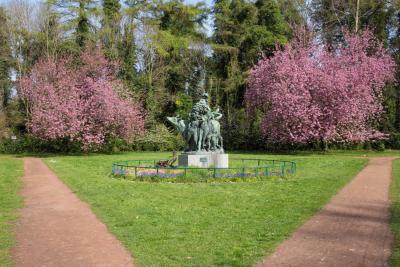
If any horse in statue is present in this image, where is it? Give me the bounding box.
[166,116,198,152]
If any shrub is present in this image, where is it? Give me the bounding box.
[246,30,396,145]
[371,140,386,151]
[0,111,10,140]
[0,135,83,154]
[18,48,145,151]
[133,124,185,151]
[386,133,400,149]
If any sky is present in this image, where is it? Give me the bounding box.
[0,0,212,5]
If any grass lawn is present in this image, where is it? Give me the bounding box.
[391,159,400,266]
[0,156,23,266]
[45,152,368,267]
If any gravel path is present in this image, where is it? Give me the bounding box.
[258,157,395,267]
[12,158,134,267]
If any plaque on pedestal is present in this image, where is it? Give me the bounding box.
[178,152,228,168]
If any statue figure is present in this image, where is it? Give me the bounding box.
[166,92,224,153]
[205,107,223,152]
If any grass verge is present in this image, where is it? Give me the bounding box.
[391,159,400,266]
[0,156,23,266]
[45,152,367,267]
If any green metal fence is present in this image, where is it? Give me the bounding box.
[112,158,296,179]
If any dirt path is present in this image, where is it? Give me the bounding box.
[259,157,395,267]
[12,158,134,267]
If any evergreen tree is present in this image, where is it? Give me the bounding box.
[118,0,150,88]
[117,22,137,84]
[49,0,99,47]
[76,0,93,46]
[0,7,13,109]
[239,0,288,67]
[212,0,257,107]
[143,0,209,120]
[277,0,306,29]
[391,11,400,135]
[212,0,290,149]
[212,0,290,101]
[102,0,121,57]
[155,0,208,95]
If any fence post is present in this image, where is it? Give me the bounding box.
[156,167,159,176]
[134,166,137,178]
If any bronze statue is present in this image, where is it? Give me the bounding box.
[167,93,224,153]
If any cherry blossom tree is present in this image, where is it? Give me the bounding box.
[246,30,396,145]
[18,48,145,150]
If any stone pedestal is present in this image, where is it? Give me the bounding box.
[178,152,229,168]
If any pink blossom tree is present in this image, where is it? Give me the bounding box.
[18,48,145,150]
[246,30,396,145]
